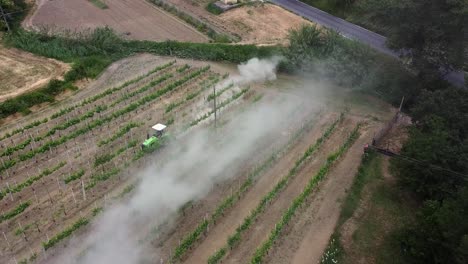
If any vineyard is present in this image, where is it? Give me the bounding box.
[0,52,393,264]
[0,55,257,263]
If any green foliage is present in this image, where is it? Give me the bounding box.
[284,25,419,106]
[64,169,85,184]
[165,101,183,113]
[15,223,32,236]
[130,40,279,64]
[92,207,104,216]
[206,2,223,15]
[86,168,121,190]
[0,162,66,200]
[172,220,208,260]
[176,64,190,73]
[119,184,135,198]
[320,234,343,264]
[0,26,275,119]
[42,218,89,250]
[0,201,31,222]
[356,0,466,76]
[94,140,137,167]
[98,122,141,146]
[207,83,234,101]
[88,0,108,9]
[300,0,355,18]
[338,152,380,225]
[190,87,249,127]
[399,188,468,263]
[0,0,27,31]
[395,89,468,200]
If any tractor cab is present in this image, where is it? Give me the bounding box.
[141,123,168,151]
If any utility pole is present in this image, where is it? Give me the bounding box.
[213,85,217,128]
[0,4,10,32]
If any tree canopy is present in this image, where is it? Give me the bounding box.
[356,0,467,79]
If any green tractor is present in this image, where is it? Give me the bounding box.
[141,123,170,152]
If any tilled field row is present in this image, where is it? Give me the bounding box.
[168,113,349,264]
[0,60,253,263]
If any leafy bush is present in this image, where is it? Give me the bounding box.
[206,2,223,15]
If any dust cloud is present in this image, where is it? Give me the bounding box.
[47,57,316,264]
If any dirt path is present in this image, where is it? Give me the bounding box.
[223,117,357,263]
[24,0,208,42]
[181,113,340,263]
[264,118,381,264]
[0,45,70,102]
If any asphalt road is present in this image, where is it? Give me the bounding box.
[270,0,465,88]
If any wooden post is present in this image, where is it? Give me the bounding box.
[81,179,86,201]
[3,231,10,247]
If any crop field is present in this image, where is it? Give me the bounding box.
[24,0,208,42]
[0,54,258,262]
[0,52,393,264]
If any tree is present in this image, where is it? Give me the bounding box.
[356,0,467,80]
[0,0,27,31]
[399,188,468,264]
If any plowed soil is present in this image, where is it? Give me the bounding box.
[24,0,208,42]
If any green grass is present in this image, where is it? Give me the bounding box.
[320,152,413,264]
[338,152,381,225]
[88,0,108,9]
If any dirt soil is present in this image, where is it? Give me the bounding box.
[0,54,246,263]
[179,112,339,263]
[264,116,380,264]
[163,0,311,44]
[219,4,312,44]
[24,0,208,42]
[0,45,70,102]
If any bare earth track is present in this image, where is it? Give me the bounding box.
[24,0,208,42]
